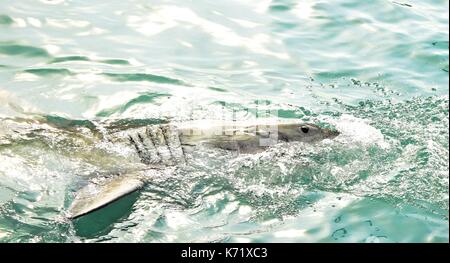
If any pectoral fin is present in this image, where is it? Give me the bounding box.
[68,174,145,219]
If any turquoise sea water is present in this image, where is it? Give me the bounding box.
[0,0,448,242]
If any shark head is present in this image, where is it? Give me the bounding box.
[277,123,339,143]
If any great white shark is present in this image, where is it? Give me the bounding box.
[66,119,340,219]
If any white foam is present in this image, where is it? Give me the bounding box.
[324,114,389,149]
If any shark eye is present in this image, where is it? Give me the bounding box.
[300,126,309,133]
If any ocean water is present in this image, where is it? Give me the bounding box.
[0,0,448,243]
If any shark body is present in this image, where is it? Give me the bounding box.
[63,119,339,219]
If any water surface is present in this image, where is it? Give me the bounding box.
[0,0,448,242]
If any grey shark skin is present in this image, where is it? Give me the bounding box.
[277,123,340,143]
[68,174,146,219]
[177,122,339,154]
[68,121,339,219]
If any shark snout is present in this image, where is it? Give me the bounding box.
[324,128,340,139]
